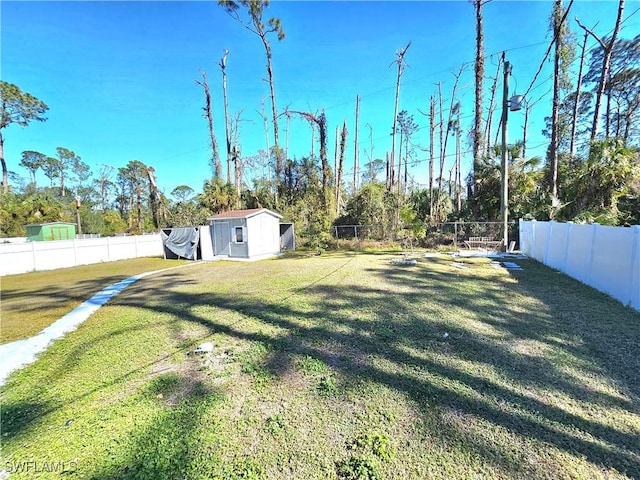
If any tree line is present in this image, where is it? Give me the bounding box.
[0,0,638,245]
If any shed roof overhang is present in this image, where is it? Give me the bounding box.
[208,208,283,221]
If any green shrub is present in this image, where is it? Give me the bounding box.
[336,454,380,480]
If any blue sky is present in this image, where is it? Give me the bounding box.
[2,1,638,198]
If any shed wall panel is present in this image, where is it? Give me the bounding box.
[247,214,280,257]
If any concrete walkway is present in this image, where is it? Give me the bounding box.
[0,264,194,386]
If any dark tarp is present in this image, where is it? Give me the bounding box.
[161,227,200,260]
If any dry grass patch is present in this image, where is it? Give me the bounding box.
[0,257,189,343]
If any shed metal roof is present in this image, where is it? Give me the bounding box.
[25,222,77,227]
[208,208,283,221]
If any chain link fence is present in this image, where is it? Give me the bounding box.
[333,221,520,249]
[432,222,520,249]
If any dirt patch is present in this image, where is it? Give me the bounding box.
[265,351,295,378]
[145,344,232,406]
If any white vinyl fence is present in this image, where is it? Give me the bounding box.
[0,234,164,276]
[519,221,640,311]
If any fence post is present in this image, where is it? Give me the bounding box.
[73,238,79,266]
[519,221,526,255]
[586,223,600,287]
[543,220,554,266]
[454,222,458,249]
[530,220,536,259]
[628,225,640,309]
[561,222,573,274]
[31,241,37,272]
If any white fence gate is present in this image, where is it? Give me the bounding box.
[0,234,164,276]
[519,221,640,311]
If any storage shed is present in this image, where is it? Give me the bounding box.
[208,208,283,260]
[26,222,77,241]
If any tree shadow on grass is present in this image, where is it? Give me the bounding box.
[1,399,51,440]
[87,371,227,480]
[2,275,129,301]
[389,258,640,403]
[1,275,144,343]
[101,255,640,478]
[0,272,203,441]
[3,255,639,478]
[38,272,201,382]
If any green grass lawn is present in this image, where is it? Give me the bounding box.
[2,252,639,479]
[0,257,190,343]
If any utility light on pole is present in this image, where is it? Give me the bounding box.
[509,95,524,112]
[500,55,524,252]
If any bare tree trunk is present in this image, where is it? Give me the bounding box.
[353,94,360,194]
[147,167,161,228]
[233,111,242,196]
[404,130,409,196]
[318,113,329,210]
[219,2,285,198]
[0,130,6,194]
[578,0,625,144]
[258,97,270,155]
[98,165,113,212]
[456,123,462,212]
[523,104,530,159]
[219,51,232,183]
[437,81,445,215]
[260,36,282,193]
[196,72,222,179]
[623,115,632,144]
[390,41,412,191]
[494,116,502,148]
[595,0,625,141]
[397,124,404,195]
[336,120,347,214]
[570,28,589,158]
[605,88,612,138]
[128,184,134,230]
[385,151,390,190]
[285,111,290,164]
[136,185,143,233]
[334,125,339,184]
[258,97,272,190]
[310,122,315,158]
[367,123,374,183]
[472,0,488,201]
[60,168,66,197]
[290,110,330,210]
[550,0,562,200]
[623,100,635,142]
[441,68,463,189]
[485,56,502,156]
